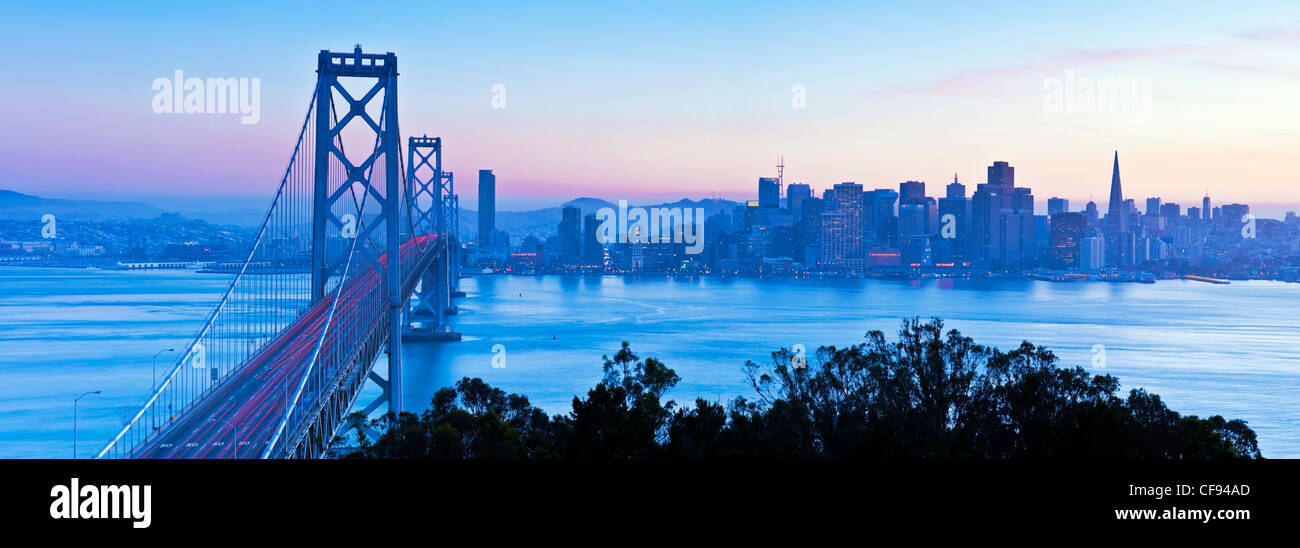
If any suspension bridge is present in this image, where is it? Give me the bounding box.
[95,46,464,459]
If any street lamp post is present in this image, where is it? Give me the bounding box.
[73,390,101,459]
[151,348,175,430]
[152,348,175,393]
[207,417,240,459]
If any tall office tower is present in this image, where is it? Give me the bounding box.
[871,189,899,245]
[478,169,496,246]
[1203,195,1211,220]
[819,211,847,269]
[1146,197,1162,216]
[898,202,930,266]
[1047,197,1069,216]
[898,202,927,238]
[1013,187,1034,214]
[1017,212,1042,266]
[970,184,999,266]
[995,212,1024,268]
[937,195,969,264]
[1160,203,1181,225]
[787,183,812,220]
[769,224,800,260]
[860,190,876,245]
[759,177,780,208]
[1105,152,1126,233]
[989,161,1015,208]
[1101,152,1128,267]
[879,216,899,251]
[946,175,966,200]
[1116,231,1136,267]
[1221,203,1249,223]
[923,197,938,235]
[830,182,865,269]
[1049,212,1085,268]
[1035,215,1050,260]
[732,204,749,233]
[583,214,603,265]
[559,205,582,259]
[1080,234,1106,271]
[899,180,926,204]
[743,201,762,232]
[1187,206,1201,221]
[799,197,825,266]
[822,188,836,207]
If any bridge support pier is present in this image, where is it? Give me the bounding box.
[405,136,461,343]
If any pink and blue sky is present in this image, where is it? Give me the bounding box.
[2,1,1300,216]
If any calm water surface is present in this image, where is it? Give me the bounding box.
[2,267,1297,458]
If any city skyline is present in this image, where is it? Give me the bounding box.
[4,1,1300,216]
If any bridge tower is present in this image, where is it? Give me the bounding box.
[405,136,461,341]
[442,171,465,302]
[310,45,406,414]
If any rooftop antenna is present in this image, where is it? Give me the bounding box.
[777,156,785,200]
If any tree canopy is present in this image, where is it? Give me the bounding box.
[343,318,1261,459]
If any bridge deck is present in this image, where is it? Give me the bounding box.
[135,237,431,458]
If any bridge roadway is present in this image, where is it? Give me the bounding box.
[135,236,433,458]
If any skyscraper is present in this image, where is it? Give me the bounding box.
[1103,152,1129,266]
[825,182,864,270]
[1080,234,1105,271]
[559,205,582,259]
[899,180,925,205]
[1049,212,1085,269]
[787,183,812,220]
[988,161,1014,208]
[1146,197,1162,216]
[898,202,927,238]
[945,175,966,200]
[937,195,968,265]
[1106,152,1125,233]
[970,184,999,266]
[819,211,847,269]
[1047,197,1069,216]
[870,189,899,246]
[1161,203,1181,225]
[800,197,824,267]
[1013,187,1035,214]
[1085,201,1099,227]
[583,214,603,266]
[898,202,930,266]
[478,169,496,247]
[759,177,780,208]
[1203,195,1211,221]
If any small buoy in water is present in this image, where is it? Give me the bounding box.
[552,334,556,340]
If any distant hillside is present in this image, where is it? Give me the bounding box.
[457,196,743,243]
[1,189,742,240]
[0,190,166,221]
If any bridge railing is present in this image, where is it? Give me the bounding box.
[95,92,322,459]
[262,94,414,458]
[98,50,445,458]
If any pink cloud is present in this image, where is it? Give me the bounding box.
[1236,22,1300,43]
[871,45,1205,98]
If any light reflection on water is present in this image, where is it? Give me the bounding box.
[2,267,1297,458]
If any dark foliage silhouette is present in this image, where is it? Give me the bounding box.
[344,318,1261,459]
